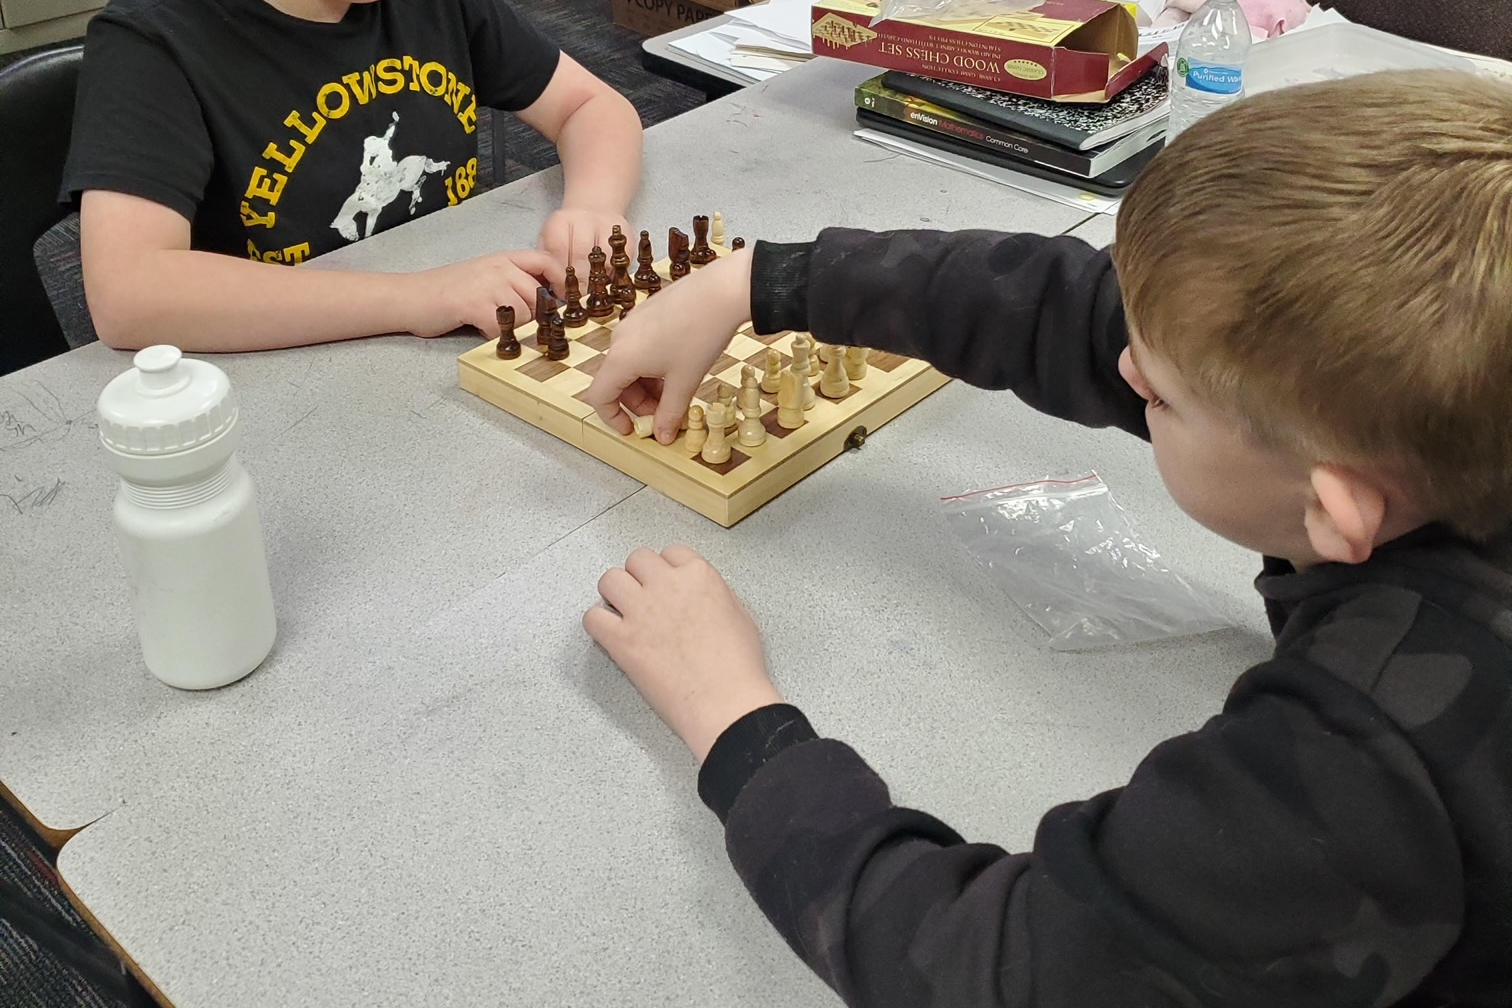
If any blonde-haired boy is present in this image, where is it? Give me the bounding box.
[579,70,1512,1006]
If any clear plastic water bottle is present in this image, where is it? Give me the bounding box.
[97,346,277,690]
[1168,0,1253,138]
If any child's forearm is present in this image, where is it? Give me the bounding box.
[753,229,1146,436]
[88,250,422,353]
[554,89,642,216]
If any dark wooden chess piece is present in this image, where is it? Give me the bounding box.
[633,230,659,290]
[586,247,614,319]
[495,305,520,359]
[609,256,634,306]
[690,215,716,266]
[615,284,637,317]
[544,305,570,362]
[668,228,691,280]
[608,225,631,274]
[730,237,746,251]
[561,267,588,328]
[533,287,556,351]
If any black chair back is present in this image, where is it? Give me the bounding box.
[0,45,83,376]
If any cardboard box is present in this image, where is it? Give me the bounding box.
[811,0,1160,101]
[612,0,750,36]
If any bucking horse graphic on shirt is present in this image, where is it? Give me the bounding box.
[331,112,450,242]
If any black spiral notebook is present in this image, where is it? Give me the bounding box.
[881,66,1170,152]
[856,108,1163,197]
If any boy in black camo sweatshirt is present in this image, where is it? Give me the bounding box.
[579,71,1512,1008]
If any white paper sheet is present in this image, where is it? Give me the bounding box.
[727,0,813,47]
[853,128,1123,214]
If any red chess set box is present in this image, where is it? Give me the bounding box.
[810,0,1161,102]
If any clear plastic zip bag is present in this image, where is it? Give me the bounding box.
[873,0,1037,27]
[942,474,1232,650]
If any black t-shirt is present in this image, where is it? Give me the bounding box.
[62,0,560,263]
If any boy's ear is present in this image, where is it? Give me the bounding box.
[1304,465,1387,565]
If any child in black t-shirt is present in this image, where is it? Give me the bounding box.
[63,0,643,352]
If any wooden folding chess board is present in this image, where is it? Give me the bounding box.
[458,242,950,527]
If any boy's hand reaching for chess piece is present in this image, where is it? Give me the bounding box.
[539,206,632,292]
[402,249,557,339]
[584,545,782,762]
[585,248,756,444]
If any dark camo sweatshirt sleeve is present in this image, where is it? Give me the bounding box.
[700,656,1462,1008]
[751,228,1147,438]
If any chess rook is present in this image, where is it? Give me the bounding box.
[495,305,520,359]
[701,403,731,463]
[690,215,716,266]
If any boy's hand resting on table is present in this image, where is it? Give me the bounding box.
[403,249,556,339]
[584,545,782,763]
[583,248,755,444]
[539,206,633,291]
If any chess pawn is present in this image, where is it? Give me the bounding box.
[790,336,817,410]
[761,348,782,394]
[495,305,520,359]
[737,376,766,447]
[817,342,835,365]
[777,368,805,429]
[544,312,570,362]
[561,267,588,328]
[820,349,849,398]
[843,345,868,381]
[730,237,746,251]
[711,211,725,248]
[701,403,731,464]
[684,405,708,454]
[717,384,737,431]
[631,414,654,439]
[615,284,637,317]
[690,215,716,266]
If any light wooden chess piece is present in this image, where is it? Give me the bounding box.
[717,384,737,431]
[761,349,782,394]
[685,405,707,454]
[790,336,817,410]
[737,372,767,447]
[701,403,732,463]
[631,414,654,438]
[819,350,849,398]
[843,345,869,381]
[777,368,805,429]
[712,211,725,248]
[817,342,834,365]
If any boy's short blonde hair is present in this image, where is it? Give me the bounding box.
[1113,70,1512,540]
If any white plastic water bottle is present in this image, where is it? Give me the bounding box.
[97,346,277,690]
[1168,0,1253,138]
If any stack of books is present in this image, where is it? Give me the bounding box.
[855,67,1170,196]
